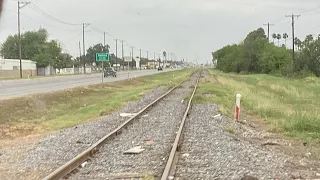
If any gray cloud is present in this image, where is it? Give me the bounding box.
[0,0,320,63]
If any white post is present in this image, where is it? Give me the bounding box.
[234,94,241,121]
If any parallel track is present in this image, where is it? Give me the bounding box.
[43,71,200,180]
[160,71,201,180]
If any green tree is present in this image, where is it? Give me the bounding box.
[213,29,320,77]
[54,53,73,72]
[272,33,277,44]
[163,51,167,59]
[276,34,282,46]
[0,28,62,67]
[283,33,289,47]
[85,43,110,65]
[295,34,320,76]
[0,35,19,59]
[242,28,268,72]
[294,37,302,51]
[259,43,291,74]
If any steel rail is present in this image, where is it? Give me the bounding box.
[160,71,201,180]
[43,71,197,180]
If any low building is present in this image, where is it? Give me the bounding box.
[147,60,157,69]
[37,66,56,76]
[0,59,37,78]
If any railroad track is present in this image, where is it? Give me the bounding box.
[43,70,202,180]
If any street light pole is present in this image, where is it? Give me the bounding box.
[121,40,124,70]
[139,48,142,70]
[114,38,118,70]
[131,46,134,70]
[82,22,90,74]
[154,52,156,69]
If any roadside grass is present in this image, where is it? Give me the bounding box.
[0,69,193,138]
[224,124,236,134]
[197,69,320,141]
[0,73,85,81]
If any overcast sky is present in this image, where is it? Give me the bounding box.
[0,0,320,64]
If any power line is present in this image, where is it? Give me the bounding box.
[299,5,320,14]
[6,9,81,32]
[90,25,115,39]
[28,3,81,26]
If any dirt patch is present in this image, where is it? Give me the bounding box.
[202,69,222,86]
[236,109,320,162]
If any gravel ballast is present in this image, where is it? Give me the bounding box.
[175,103,320,180]
[69,74,200,180]
[0,86,170,180]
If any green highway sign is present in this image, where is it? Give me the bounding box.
[96,53,109,61]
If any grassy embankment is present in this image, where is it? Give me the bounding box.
[0,69,193,138]
[195,69,320,141]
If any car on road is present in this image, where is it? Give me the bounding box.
[104,67,117,77]
[158,66,163,71]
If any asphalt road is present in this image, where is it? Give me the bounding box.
[0,69,177,99]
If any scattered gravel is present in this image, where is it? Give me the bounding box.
[175,103,320,180]
[69,74,200,180]
[0,86,168,180]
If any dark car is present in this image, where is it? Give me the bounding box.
[104,67,117,77]
[158,66,163,71]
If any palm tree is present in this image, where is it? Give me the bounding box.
[276,34,281,46]
[272,33,277,44]
[283,33,289,47]
[294,37,302,51]
[304,34,313,45]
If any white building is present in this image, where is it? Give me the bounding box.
[0,59,37,78]
[0,59,36,70]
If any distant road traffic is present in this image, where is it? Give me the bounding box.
[0,69,177,99]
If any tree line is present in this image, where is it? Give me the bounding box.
[0,28,182,71]
[212,28,320,77]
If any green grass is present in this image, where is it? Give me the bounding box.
[224,124,236,134]
[198,69,320,141]
[0,69,193,137]
[0,73,87,80]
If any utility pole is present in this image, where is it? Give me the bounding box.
[131,46,134,70]
[82,23,90,74]
[78,41,81,71]
[139,48,142,70]
[121,40,124,70]
[18,1,30,78]
[146,50,149,61]
[114,39,118,70]
[263,22,274,42]
[102,32,106,76]
[154,52,156,69]
[285,14,300,69]
[103,32,106,47]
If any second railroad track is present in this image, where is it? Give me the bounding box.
[43,70,202,180]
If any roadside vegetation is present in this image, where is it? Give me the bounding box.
[212,28,320,77]
[0,69,193,139]
[197,69,320,141]
[207,27,320,141]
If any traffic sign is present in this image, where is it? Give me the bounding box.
[124,56,132,62]
[96,53,109,61]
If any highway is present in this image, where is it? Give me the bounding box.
[0,69,176,99]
